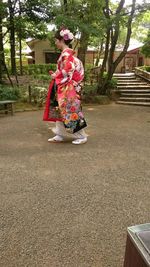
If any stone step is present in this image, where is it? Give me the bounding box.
[117,77,142,82]
[114,73,135,75]
[115,77,136,81]
[117,89,150,93]
[117,79,141,82]
[114,74,136,76]
[113,73,135,77]
[117,82,147,85]
[116,101,150,106]
[121,93,150,97]
[120,97,150,102]
[115,73,150,106]
[117,85,150,89]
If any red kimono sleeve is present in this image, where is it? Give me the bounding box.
[55,55,75,85]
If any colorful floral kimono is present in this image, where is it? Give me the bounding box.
[43,48,87,133]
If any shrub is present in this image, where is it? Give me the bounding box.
[107,77,117,89]
[0,85,21,101]
[32,74,51,81]
[102,72,117,89]
[22,64,57,75]
[144,66,150,72]
[139,66,150,72]
[83,84,97,95]
[83,94,111,104]
[84,64,95,84]
[30,86,48,106]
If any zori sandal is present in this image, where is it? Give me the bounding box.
[48,135,64,143]
[72,137,87,145]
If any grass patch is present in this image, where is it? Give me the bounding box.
[83,95,111,104]
[83,84,111,104]
[0,85,21,101]
[140,66,150,72]
[14,102,42,111]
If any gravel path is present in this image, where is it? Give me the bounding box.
[0,104,150,267]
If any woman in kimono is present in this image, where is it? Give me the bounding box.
[43,28,87,145]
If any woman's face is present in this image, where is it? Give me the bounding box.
[55,38,64,50]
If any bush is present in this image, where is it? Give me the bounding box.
[107,77,117,89]
[83,94,111,104]
[30,86,48,106]
[145,66,150,72]
[82,84,111,104]
[0,85,21,101]
[84,68,117,89]
[84,64,95,84]
[102,72,117,89]
[83,84,97,95]
[141,66,150,72]
[32,74,51,81]
[22,64,56,75]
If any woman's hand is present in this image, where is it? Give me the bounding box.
[49,70,53,75]
[51,73,56,79]
[49,70,56,79]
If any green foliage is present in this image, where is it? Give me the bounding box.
[103,73,117,89]
[30,86,48,105]
[145,66,150,72]
[84,64,94,83]
[141,31,150,58]
[21,64,56,75]
[82,84,110,104]
[32,74,51,81]
[84,67,117,89]
[140,66,150,72]
[83,84,98,95]
[1,0,149,91]
[131,11,150,42]
[54,0,105,38]
[14,0,55,40]
[0,85,21,101]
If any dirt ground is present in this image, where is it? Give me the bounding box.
[0,104,150,267]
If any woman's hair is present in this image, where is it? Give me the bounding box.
[55,28,73,46]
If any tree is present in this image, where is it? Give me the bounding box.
[54,0,105,67]
[1,0,54,78]
[131,8,150,42]
[8,0,17,76]
[97,0,137,94]
[141,30,150,58]
[0,0,13,85]
[0,1,6,83]
[0,9,4,83]
[15,1,50,75]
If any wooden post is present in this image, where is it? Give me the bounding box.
[11,103,14,115]
[28,85,32,103]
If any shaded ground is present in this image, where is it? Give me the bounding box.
[5,75,49,87]
[0,104,150,267]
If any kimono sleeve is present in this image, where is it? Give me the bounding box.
[55,55,75,84]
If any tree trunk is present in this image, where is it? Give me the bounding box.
[18,0,23,75]
[78,32,89,67]
[98,0,136,95]
[0,13,4,83]
[95,40,104,67]
[97,28,110,94]
[0,10,13,86]
[97,0,111,94]
[113,0,136,70]
[8,0,17,75]
[63,0,68,12]
[18,32,23,75]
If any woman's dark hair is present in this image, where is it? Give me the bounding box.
[55,30,72,46]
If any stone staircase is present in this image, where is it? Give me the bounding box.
[113,73,150,106]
